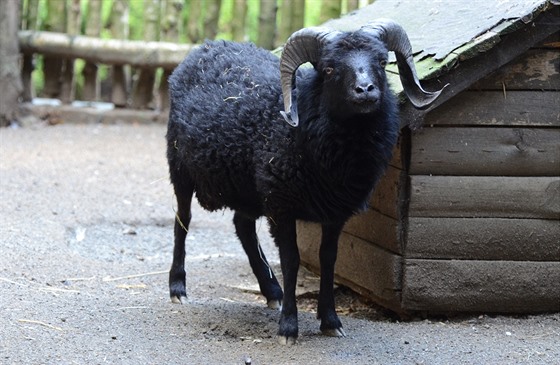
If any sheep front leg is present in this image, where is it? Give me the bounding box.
[318,222,346,337]
[270,217,299,345]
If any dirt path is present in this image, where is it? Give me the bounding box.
[1,123,558,364]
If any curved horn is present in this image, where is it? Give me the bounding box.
[362,19,447,109]
[279,27,340,127]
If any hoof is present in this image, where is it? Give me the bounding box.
[277,335,297,346]
[170,295,188,304]
[321,327,346,337]
[267,299,282,310]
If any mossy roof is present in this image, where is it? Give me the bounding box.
[323,0,557,94]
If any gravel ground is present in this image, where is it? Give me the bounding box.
[1,122,558,365]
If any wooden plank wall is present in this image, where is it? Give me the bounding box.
[402,33,560,313]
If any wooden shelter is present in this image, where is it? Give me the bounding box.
[297,0,560,313]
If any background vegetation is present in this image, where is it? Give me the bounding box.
[20,0,374,102]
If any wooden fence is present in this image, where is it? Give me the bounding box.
[19,0,373,111]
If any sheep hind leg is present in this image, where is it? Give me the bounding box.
[233,212,283,309]
[317,222,346,337]
[269,217,299,345]
[168,179,194,305]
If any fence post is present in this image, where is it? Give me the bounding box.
[21,0,38,102]
[131,0,159,109]
[0,0,23,126]
[42,0,66,98]
[110,0,130,108]
[60,0,80,104]
[82,0,102,101]
[159,0,183,111]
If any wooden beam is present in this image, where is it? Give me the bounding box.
[367,165,403,219]
[343,208,400,254]
[410,127,560,176]
[402,259,560,312]
[409,175,560,219]
[423,91,560,127]
[18,30,194,69]
[407,217,560,261]
[470,48,560,91]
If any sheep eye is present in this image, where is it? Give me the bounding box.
[324,67,334,75]
[380,60,388,68]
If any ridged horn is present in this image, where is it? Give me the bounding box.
[361,18,447,109]
[279,27,340,127]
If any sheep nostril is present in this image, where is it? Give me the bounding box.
[355,84,375,95]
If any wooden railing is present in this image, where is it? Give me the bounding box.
[18,30,195,114]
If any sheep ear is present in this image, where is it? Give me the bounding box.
[279,27,340,127]
[362,19,448,109]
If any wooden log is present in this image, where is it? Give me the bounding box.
[60,0,81,104]
[470,49,560,91]
[81,0,102,101]
[41,0,65,98]
[297,221,402,310]
[110,0,130,107]
[409,176,560,219]
[366,165,403,219]
[130,0,159,109]
[343,209,400,254]
[21,0,38,102]
[402,259,560,312]
[423,90,560,127]
[0,0,22,126]
[20,103,165,125]
[407,217,560,261]
[410,127,560,176]
[111,65,128,108]
[131,68,156,109]
[18,31,194,69]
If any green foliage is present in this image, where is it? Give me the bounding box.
[22,0,368,98]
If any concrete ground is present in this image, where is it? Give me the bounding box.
[1,122,558,364]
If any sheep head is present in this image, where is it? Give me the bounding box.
[279,18,447,127]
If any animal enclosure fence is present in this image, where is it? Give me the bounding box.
[18,0,373,112]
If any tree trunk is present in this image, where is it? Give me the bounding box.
[131,0,159,109]
[231,0,248,42]
[186,0,202,43]
[278,0,305,45]
[21,0,38,102]
[203,0,222,40]
[110,0,130,107]
[347,0,360,12]
[291,0,305,31]
[161,0,183,41]
[257,0,277,49]
[159,0,183,111]
[0,0,22,127]
[320,0,342,23]
[82,0,102,101]
[42,0,66,98]
[60,0,80,104]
